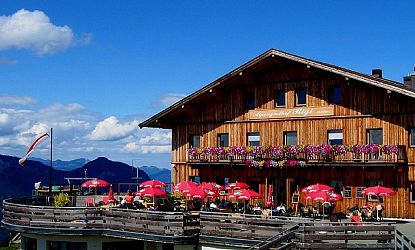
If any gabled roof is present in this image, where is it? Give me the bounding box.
[139,49,415,128]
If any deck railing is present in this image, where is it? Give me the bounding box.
[187,145,406,166]
[295,221,395,249]
[2,199,199,240]
[2,199,399,249]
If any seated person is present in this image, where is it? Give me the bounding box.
[218,199,226,209]
[376,204,384,221]
[274,203,286,216]
[125,190,135,209]
[253,203,263,214]
[351,210,362,225]
[209,201,219,211]
[120,197,127,208]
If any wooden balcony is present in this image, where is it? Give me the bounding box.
[1,198,199,244]
[1,198,397,249]
[187,145,407,168]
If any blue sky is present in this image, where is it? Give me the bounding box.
[0,1,414,168]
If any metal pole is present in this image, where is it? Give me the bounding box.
[132,159,140,191]
[49,128,53,202]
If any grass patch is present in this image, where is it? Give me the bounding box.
[0,244,20,250]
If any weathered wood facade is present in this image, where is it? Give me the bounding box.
[140,49,415,218]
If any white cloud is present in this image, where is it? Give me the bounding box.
[88,116,139,141]
[138,131,171,145]
[0,113,8,125]
[0,9,74,55]
[0,136,9,145]
[0,94,36,106]
[0,93,171,168]
[153,93,187,108]
[123,131,172,154]
[124,142,171,154]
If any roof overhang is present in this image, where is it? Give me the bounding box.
[139,49,415,129]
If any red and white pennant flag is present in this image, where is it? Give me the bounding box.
[19,133,49,166]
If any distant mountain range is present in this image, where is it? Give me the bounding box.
[0,155,153,199]
[30,157,90,171]
[0,154,171,246]
[28,157,171,184]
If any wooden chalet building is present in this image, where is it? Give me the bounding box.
[140,49,415,219]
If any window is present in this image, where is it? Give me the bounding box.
[410,182,415,204]
[189,176,200,184]
[343,186,352,198]
[331,180,343,194]
[329,85,342,104]
[189,135,201,148]
[23,237,37,250]
[328,129,343,145]
[295,88,307,106]
[247,132,260,146]
[356,187,365,199]
[284,131,297,145]
[245,92,256,110]
[216,176,229,186]
[217,133,229,147]
[410,128,415,147]
[275,90,286,107]
[367,129,383,144]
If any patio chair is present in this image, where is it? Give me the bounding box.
[85,197,95,207]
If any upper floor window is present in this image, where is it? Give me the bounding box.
[245,92,256,110]
[410,128,415,147]
[284,131,297,145]
[247,132,260,146]
[329,85,342,104]
[410,182,415,203]
[328,129,343,145]
[275,90,286,108]
[295,88,307,106]
[217,133,229,147]
[189,135,201,148]
[367,129,383,145]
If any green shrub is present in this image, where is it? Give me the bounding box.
[53,193,70,207]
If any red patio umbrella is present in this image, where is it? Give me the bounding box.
[200,182,223,191]
[135,187,167,197]
[140,179,167,188]
[305,191,342,202]
[362,185,396,220]
[173,181,198,194]
[362,185,396,196]
[227,189,260,214]
[81,179,110,188]
[305,190,342,219]
[186,186,217,199]
[232,189,260,200]
[266,185,274,207]
[108,184,114,203]
[135,187,167,207]
[225,181,250,190]
[302,183,333,193]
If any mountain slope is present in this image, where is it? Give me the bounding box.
[0,155,150,198]
[30,157,90,171]
[140,166,171,184]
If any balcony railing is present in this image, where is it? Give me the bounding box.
[2,198,199,243]
[187,144,407,167]
[2,199,396,249]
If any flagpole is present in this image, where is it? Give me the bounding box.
[49,128,53,198]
